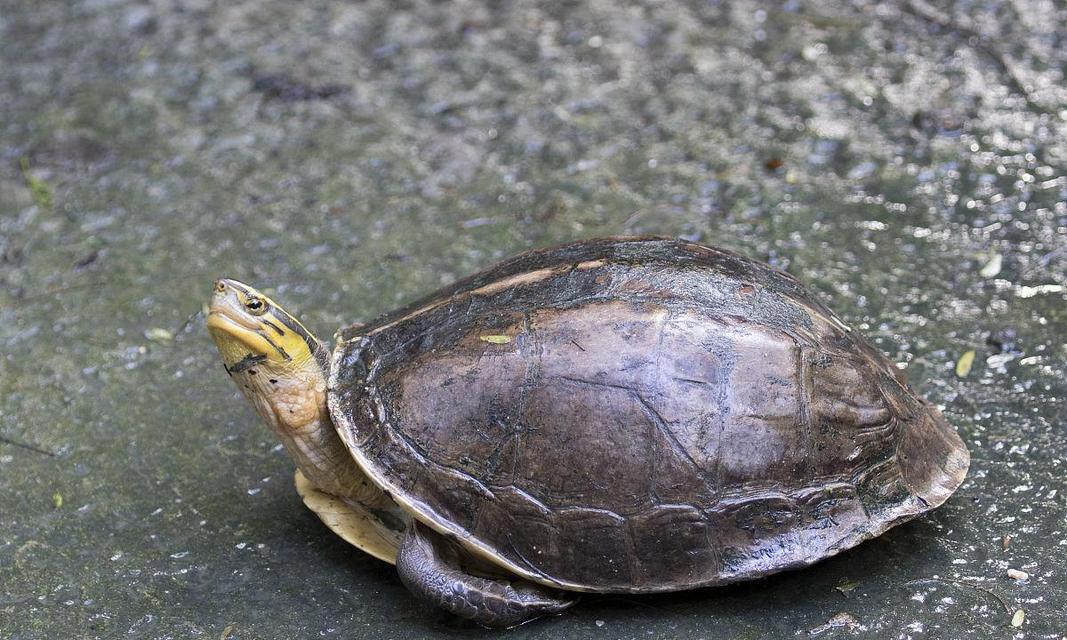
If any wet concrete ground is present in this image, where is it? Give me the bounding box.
[2,0,1066,638]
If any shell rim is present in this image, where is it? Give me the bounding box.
[325,336,969,594]
[321,236,971,592]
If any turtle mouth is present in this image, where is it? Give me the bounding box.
[207,302,261,332]
[207,309,275,362]
[207,309,261,340]
[207,307,294,365]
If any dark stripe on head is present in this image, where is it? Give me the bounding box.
[222,280,329,373]
[260,333,292,361]
[226,280,254,296]
[227,353,267,374]
[262,319,286,335]
[273,310,322,361]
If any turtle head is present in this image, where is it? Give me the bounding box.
[207,279,328,375]
[208,279,381,503]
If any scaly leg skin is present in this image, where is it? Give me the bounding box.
[396,521,578,628]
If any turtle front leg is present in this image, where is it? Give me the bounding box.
[396,521,577,627]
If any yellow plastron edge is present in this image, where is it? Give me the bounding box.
[294,469,402,564]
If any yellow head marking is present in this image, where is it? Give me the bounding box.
[207,279,323,372]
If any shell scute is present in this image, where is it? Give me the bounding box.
[328,238,968,592]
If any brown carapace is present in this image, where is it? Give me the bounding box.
[214,237,969,627]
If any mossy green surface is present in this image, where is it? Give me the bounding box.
[2,1,1065,638]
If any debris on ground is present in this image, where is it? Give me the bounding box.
[19,156,54,212]
[955,350,976,377]
[1011,609,1025,628]
[979,253,1003,278]
[144,328,175,344]
[808,612,860,635]
[835,578,861,597]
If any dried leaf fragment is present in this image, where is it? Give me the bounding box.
[479,335,511,344]
[808,612,859,636]
[145,327,174,343]
[955,350,976,377]
[1011,609,1025,627]
[835,578,861,596]
[980,253,1002,278]
[20,156,54,212]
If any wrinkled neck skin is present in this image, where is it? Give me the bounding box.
[227,350,382,504]
[229,351,325,441]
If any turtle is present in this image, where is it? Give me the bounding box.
[206,236,969,627]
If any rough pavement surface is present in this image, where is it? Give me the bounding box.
[1,1,1065,638]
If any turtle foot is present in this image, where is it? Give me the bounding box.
[396,521,577,628]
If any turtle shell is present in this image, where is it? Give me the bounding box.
[327,237,969,593]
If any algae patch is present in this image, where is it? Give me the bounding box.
[19,157,54,212]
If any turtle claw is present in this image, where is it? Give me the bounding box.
[396,521,577,627]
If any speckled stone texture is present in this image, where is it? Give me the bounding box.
[1,1,1065,638]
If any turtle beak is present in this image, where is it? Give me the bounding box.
[209,279,258,328]
[207,278,304,370]
[208,279,272,362]
[213,278,246,304]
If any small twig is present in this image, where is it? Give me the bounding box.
[173,308,205,337]
[906,577,1012,614]
[0,435,56,457]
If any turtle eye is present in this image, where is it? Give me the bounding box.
[245,297,266,315]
